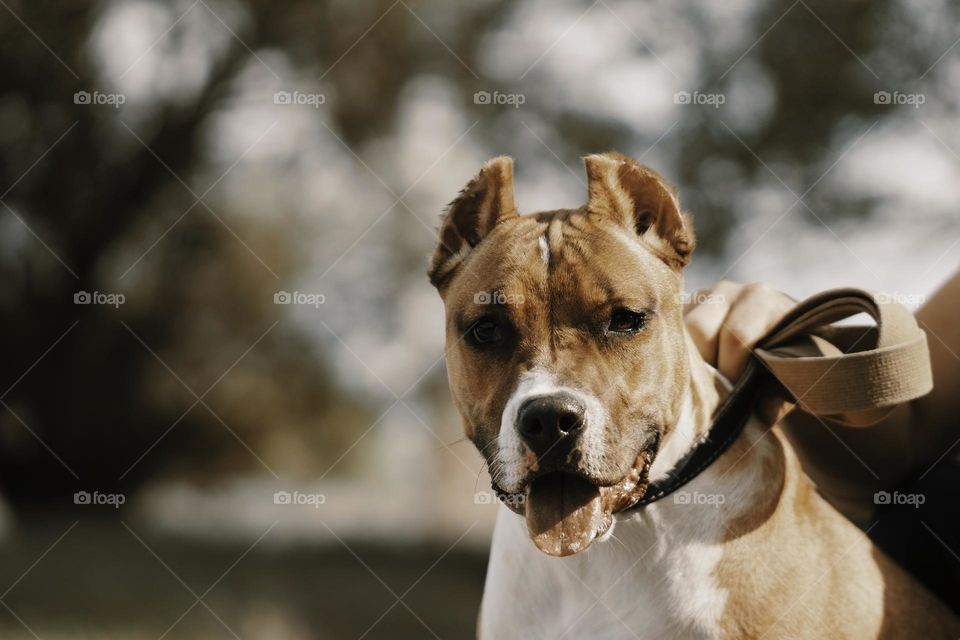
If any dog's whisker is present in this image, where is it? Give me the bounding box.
[439,436,471,449]
[474,460,488,493]
[478,438,498,454]
[490,463,506,487]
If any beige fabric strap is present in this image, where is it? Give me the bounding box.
[752,288,932,417]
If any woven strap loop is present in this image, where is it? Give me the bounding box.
[753,288,932,416]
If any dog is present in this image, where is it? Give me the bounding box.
[427,152,960,638]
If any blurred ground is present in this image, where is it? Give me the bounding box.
[0,518,485,639]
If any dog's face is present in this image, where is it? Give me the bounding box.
[429,153,696,556]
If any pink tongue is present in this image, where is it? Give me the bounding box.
[525,473,606,557]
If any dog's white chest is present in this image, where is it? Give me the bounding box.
[480,504,728,639]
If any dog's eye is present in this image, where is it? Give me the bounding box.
[607,309,647,335]
[469,318,502,345]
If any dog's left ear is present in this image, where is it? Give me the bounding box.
[428,156,519,288]
[584,152,694,268]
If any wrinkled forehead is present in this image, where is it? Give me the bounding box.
[443,209,679,316]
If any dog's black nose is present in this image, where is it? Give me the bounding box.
[517,393,586,456]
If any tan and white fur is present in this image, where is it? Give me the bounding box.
[428,153,960,638]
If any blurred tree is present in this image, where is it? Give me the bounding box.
[0,0,956,514]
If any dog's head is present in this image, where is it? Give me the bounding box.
[428,152,696,556]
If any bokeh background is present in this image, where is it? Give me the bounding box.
[0,0,958,637]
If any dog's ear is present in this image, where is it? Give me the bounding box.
[428,156,519,287]
[584,152,694,267]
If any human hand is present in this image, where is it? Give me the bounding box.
[684,281,797,426]
[684,280,795,382]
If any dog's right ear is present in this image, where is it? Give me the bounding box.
[584,152,694,268]
[428,156,518,288]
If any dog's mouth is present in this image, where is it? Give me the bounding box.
[496,449,656,557]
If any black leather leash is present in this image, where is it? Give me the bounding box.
[615,287,932,511]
